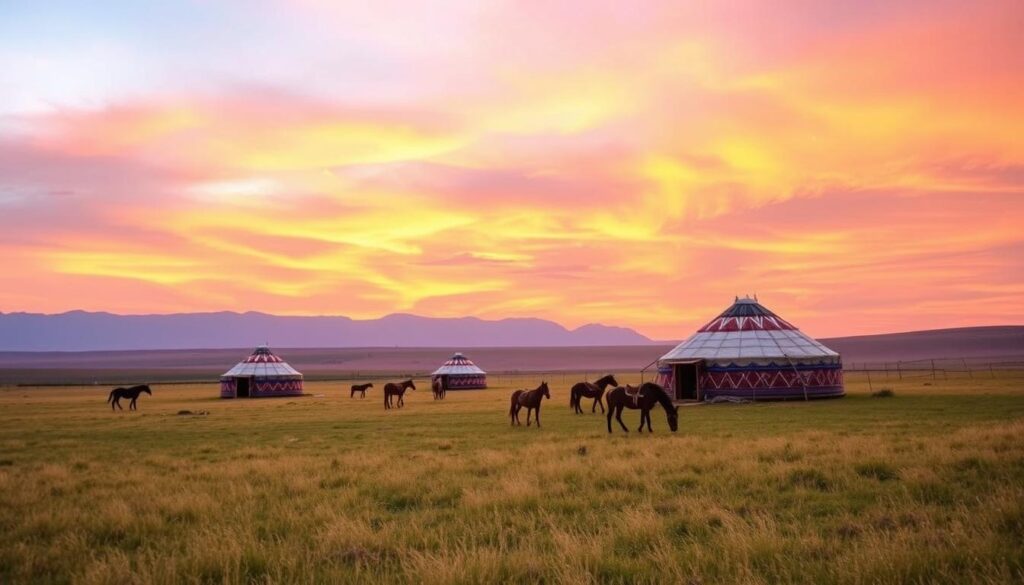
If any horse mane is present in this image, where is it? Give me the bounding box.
[640,382,673,411]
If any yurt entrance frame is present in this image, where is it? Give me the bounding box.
[673,360,703,401]
[235,377,252,398]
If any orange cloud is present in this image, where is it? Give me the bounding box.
[1,1,1022,339]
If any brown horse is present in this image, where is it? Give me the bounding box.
[432,378,446,400]
[350,382,373,398]
[384,379,415,409]
[569,374,618,414]
[107,384,152,411]
[509,382,550,427]
[606,382,679,433]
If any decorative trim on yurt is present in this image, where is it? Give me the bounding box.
[431,352,487,390]
[220,345,304,398]
[657,297,844,401]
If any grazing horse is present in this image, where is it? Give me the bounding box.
[107,384,152,411]
[569,374,618,414]
[432,377,446,400]
[606,382,679,434]
[509,382,550,427]
[383,379,415,409]
[350,382,373,399]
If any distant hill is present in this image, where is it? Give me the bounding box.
[820,326,1024,363]
[0,310,653,351]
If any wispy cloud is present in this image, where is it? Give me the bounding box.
[0,0,1022,338]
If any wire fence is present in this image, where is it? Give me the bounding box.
[844,355,1024,379]
[8,357,1024,387]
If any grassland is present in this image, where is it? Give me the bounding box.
[1,373,1022,584]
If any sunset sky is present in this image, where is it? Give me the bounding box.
[1,1,1022,340]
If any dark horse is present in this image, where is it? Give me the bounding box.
[606,382,679,433]
[569,374,618,414]
[107,384,152,411]
[383,379,415,409]
[350,382,373,399]
[432,378,446,400]
[509,382,550,427]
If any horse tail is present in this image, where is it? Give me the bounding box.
[107,390,115,403]
[510,390,522,418]
[569,386,575,407]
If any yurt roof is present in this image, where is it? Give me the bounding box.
[660,297,839,362]
[432,352,486,376]
[221,345,303,378]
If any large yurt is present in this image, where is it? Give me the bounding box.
[656,297,843,401]
[431,352,487,390]
[220,345,304,398]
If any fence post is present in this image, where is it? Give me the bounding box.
[963,359,972,379]
[931,360,936,380]
[990,364,995,379]
[897,361,902,380]
[866,369,873,392]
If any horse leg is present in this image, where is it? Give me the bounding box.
[646,409,654,432]
[607,401,614,433]
[526,407,532,427]
[598,395,606,414]
[637,409,646,433]
[591,396,598,413]
[130,397,137,411]
[115,397,123,411]
[616,406,629,432]
[535,406,541,428]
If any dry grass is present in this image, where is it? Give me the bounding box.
[1,373,1023,584]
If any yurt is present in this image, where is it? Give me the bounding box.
[656,297,843,401]
[220,345,304,398]
[431,352,487,390]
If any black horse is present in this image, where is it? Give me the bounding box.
[606,382,679,433]
[384,379,415,409]
[107,384,152,411]
[350,382,373,398]
[569,374,618,414]
[510,382,550,427]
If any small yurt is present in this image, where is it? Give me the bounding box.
[431,352,487,390]
[220,345,304,398]
[656,297,843,401]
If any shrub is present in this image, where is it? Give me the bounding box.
[855,461,899,481]
[871,388,895,398]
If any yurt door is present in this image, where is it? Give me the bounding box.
[236,377,251,398]
[675,361,701,400]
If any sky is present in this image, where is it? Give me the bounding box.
[1,0,1022,340]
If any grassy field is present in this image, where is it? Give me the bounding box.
[1,373,1023,584]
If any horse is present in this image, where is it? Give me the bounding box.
[107,384,152,411]
[432,377,446,400]
[383,379,415,409]
[605,382,679,433]
[350,382,373,398]
[509,382,550,427]
[569,374,618,414]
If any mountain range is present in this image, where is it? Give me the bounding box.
[0,310,652,351]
